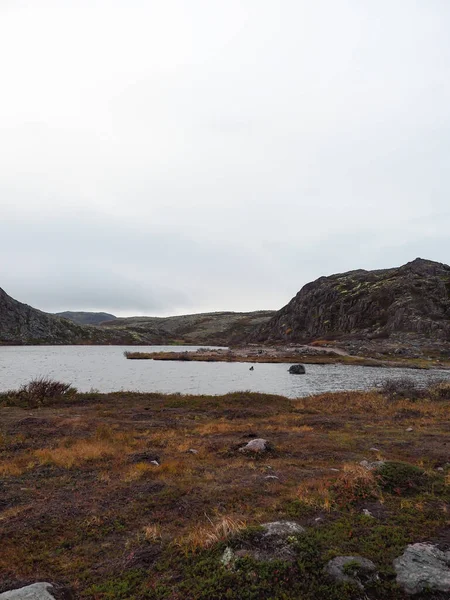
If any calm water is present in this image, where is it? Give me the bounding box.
[1,345,449,399]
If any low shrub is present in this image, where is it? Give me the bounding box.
[379,377,425,401]
[0,377,77,407]
[377,461,430,496]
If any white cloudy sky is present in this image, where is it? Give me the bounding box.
[1,0,449,316]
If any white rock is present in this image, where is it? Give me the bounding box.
[239,438,271,453]
[0,583,56,600]
[406,427,413,432]
[264,475,279,480]
[362,509,374,518]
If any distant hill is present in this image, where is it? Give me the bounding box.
[100,311,275,345]
[55,311,117,326]
[250,258,450,345]
[0,286,274,345]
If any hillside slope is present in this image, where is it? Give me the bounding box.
[55,311,117,325]
[0,288,131,345]
[250,258,450,345]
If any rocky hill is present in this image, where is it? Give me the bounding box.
[250,258,450,346]
[55,311,117,325]
[0,288,132,345]
[100,311,275,345]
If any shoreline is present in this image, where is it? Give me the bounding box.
[124,348,450,370]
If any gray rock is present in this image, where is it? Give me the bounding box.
[261,521,305,538]
[0,583,56,599]
[393,543,450,595]
[239,438,271,453]
[325,556,378,590]
[288,364,306,375]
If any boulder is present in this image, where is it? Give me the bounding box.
[239,438,272,453]
[0,583,56,600]
[324,556,378,590]
[288,364,306,374]
[393,543,450,595]
[220,521,305,566]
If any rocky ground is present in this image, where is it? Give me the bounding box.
[0,381,449,598]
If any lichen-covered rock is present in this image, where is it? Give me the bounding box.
[239,438,272,453]
[324,556,378,589]
[0,583,56,599]
[261,521,305,538]
[393,543,450,595]
[221,521,305,566]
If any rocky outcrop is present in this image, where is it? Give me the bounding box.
[394,543,450,595]
[250,258,450,344]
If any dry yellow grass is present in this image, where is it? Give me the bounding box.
[178,515,247,551]
[34,432,136,469]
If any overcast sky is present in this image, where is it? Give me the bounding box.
[1,1,449,317]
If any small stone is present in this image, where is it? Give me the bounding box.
[150,460,159,466]
[362,509,374,518]
[239,438,272,453]
[264,475,279,480]
[330,468,340,472]
[370,447,380,452]
[406,427,413,432]
[394,543,450,595]
[437,467,444,472]
[324,556,378,590]
[0,583,56,599]
[187,449,198,454]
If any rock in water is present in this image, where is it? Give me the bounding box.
[324,556,378,589]
[239,438,272,453]
[394,543,450,595]
[0,583,56,599]
[288,364,306,374]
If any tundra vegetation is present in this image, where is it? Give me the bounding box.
[0,379,449,599]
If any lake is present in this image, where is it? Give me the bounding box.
[1,345,449,398]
